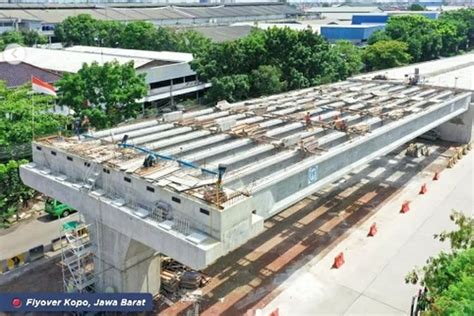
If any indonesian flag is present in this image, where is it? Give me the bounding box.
[31,76,57,97]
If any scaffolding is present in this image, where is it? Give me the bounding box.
[61,216,96,293]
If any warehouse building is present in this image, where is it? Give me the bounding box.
[320,24,385,44]
[0,3,301,37]
[0,46,210,104]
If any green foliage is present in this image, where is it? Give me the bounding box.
[250,65,286,97]
[54,14,104,47]
[367,30,391,45]
[385,15,442,62]
[0,159,35,223]
[331,40,363,76]
[372,10,474,62]
[0,29,46,50]
[193,27,355,103]
[409,4,426,11]
[0,81,70,149]
[56,61,147,128]
[362,40,412,71]
[20,29,47,46]
[439,8,474,50]
[54,14,210,54]
[406,211,474,315]
[207,75,251,103]
[1,31,24,46]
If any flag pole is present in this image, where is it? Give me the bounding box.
[32,92,35,140]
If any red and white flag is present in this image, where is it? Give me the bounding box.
[31,76,57,97]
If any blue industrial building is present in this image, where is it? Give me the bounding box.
[320,24,385,44]
[352,11,439,24]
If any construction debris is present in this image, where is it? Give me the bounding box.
[406,143,430,158]
[160,257,211,302]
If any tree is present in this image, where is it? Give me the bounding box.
[192,27,353,102]
[384,15,442,62]
[118,21,166,50]
[406,211,474,315]
[56,61,147,128]
[0,160,35,225]
[250,65,286,97]
[331,40,363,76]
[1,31,24,46]
[54,14,103,47]
[207,75,251,103]
[20,29,47,46]
[367,30,391,45]
[362,40,412,71]
[409,4,426,11]
[0,81,70,150]
[176,30,212,55]
[439,8,474,50]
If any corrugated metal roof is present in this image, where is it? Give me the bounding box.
[0,47,152,73]
[0,61,61,88]
[66,46,193,63]
[0,4,301,24]
[185,25,253,42]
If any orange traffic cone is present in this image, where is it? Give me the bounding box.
[332,252,345,269]
[433,171,440,181]
[401,201,410,213]
[368,223,377,237]
[419,184,427,194]
[269,308,279,316]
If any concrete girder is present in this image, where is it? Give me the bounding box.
[133,126,193,145]
[19,167,222,271]
[148,130,211,151]
[182,138,254,163]
[246,93,471,219]
[165,134,232,156]
[101,123,175,143]
[205,144,276,171]
[90,120,159,138]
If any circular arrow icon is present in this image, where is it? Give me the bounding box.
[3,44,27,65]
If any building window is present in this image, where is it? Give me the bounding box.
[51,151,56,156]
[150,80,171,90]
[200,208,210,216]
[172,77,184,85]
[146,186,155,193]
[124,177,131,183]
[185,75,197,82]
[36,146,42,151]
[67,156,73,161]
[172,196,181,204]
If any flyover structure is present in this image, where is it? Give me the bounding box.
[20,78,473,294]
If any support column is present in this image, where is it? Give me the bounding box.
[436,102,474,144]
[89,221,161,295]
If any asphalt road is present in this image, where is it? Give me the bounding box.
[0,212,79,259]
[260,149,473,315]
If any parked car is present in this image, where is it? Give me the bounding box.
[45,198,76,218]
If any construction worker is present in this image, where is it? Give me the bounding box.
[81,115,90,133]
[304,112,312,127]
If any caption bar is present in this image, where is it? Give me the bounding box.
[0,293,153,312]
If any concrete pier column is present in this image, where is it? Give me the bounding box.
[436,102,474,144]
[89,221,161,295]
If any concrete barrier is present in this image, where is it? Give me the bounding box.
[28,245,45,262]
[0,259,7,274]
[6,253,26,271]
[51,236,67,251]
